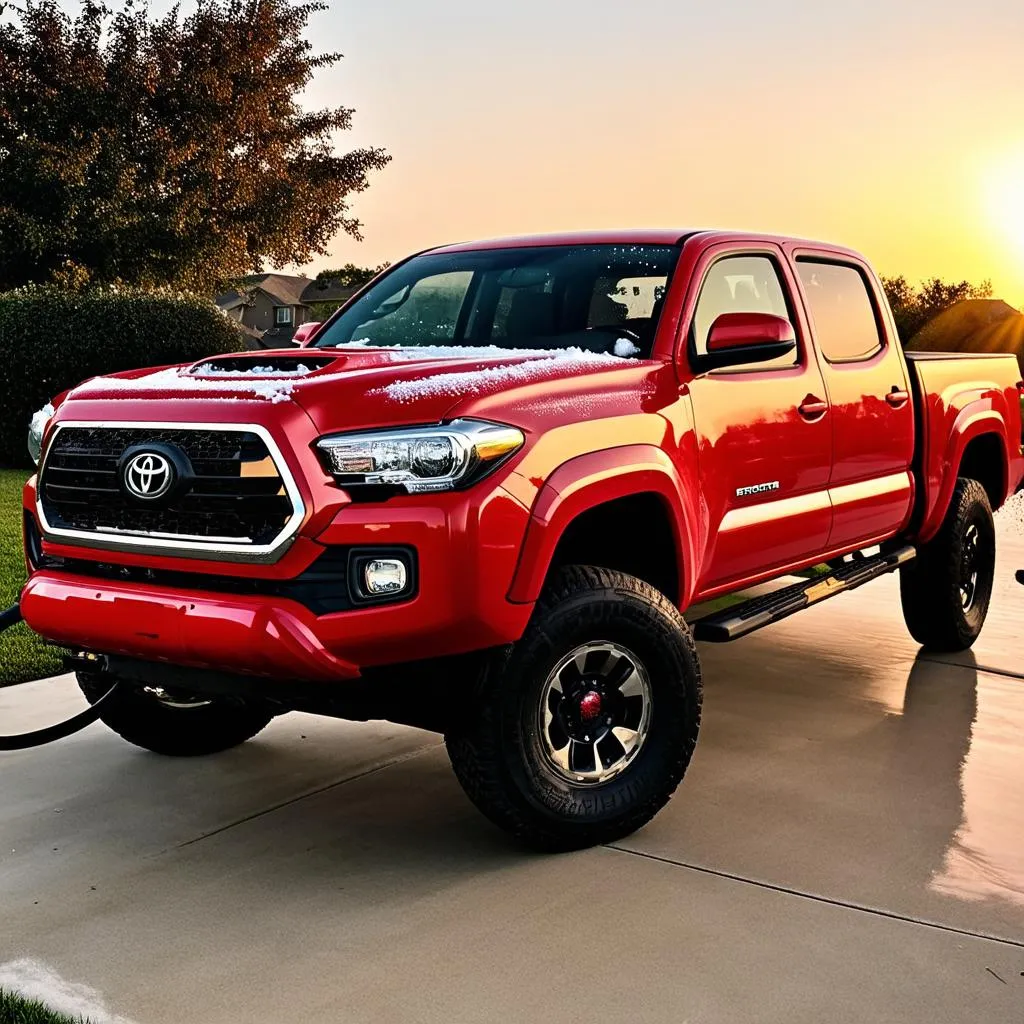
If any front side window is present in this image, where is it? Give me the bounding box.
[797,260,882,362]
[314,244,679,357]
[276,306,292,325]
[691,255,795,368]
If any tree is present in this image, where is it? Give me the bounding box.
[0,0,390,293]
[312,262,390,290]
[301,261,389,316]
[881,275,993,342]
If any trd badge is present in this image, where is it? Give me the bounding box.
[735,481,780,498]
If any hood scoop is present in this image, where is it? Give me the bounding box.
[189,354,336,378]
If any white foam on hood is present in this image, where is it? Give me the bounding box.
[70,366,298,404]
[69,345,638,405]
[373,350,628,404]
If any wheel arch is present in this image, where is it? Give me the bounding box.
[918,411,1010,542]
[958,430,1007,510]
[507,445,698,607]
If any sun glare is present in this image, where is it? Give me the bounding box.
[984,152,1024,263]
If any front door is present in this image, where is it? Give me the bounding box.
[684,248,833,593]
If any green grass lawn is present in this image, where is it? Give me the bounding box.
[0,469,63,687]
[0,989,92,1024]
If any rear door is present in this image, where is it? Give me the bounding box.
[683,244,834,592]
[792,253,915,550]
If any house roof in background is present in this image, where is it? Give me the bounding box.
[237,322,264,341]
[216,273,311,310]
[215,289,246,311]
[253,274,310,307]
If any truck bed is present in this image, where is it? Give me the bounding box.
[905,350,1023,538]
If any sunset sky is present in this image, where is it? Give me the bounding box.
[127,2,1024,303]
[301,0,1024,304]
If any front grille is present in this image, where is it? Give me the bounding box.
[39,426,296,549]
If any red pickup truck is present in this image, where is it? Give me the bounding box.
[21,229,1024,849]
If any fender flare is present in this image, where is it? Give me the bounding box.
[919,408,1009,541]
[507,445,699,606]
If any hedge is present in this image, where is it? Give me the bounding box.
[0,287,245,467]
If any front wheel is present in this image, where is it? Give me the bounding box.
[899,477,996,652]
[446,566,702,851]
[78,671,275,756]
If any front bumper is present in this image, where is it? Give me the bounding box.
[21,571,360,681]
[22,478,536,682]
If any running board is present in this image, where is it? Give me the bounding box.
[692,545,916,643]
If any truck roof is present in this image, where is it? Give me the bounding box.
[429,229,697,253]
[427,229,865,260]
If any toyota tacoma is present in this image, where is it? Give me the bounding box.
[20,230,1024,849]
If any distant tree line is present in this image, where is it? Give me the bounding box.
[881,276,994,343]
[312,263,391,291]
[299,262,390,317]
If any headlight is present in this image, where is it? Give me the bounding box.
[316,419,524,494]
[28,403,55,466]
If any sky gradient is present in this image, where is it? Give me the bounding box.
[120,2,1024,303]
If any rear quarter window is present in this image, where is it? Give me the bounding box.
[797,260,883,362]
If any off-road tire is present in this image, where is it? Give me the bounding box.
[445,566,702,851]
[899,477,995,652]
[77,671,275,756]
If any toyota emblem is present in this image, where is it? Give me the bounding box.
[123,451,174,500]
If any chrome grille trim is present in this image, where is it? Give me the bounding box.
[36,421,306,565]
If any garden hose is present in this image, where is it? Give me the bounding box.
[0,602,120,751]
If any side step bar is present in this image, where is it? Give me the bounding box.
[692,545,916,643]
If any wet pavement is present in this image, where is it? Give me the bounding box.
[1,509,1023,1022]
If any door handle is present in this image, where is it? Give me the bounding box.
[798,395,828,420]
[885,387,910,407]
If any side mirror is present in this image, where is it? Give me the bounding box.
[703,312,796,370]
[292,321,323,346]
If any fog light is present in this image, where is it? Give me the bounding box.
[363,558,408,595]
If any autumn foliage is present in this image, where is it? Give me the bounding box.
[0,0,390,292]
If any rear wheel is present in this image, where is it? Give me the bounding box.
[899,477,995,652]
[78,671,275,756]
[446,566,702,851]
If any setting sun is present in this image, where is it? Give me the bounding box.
[985,151,1024,263]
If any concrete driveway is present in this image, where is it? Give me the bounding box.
[2,511,1023,1023]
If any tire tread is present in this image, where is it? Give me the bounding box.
[900,478,994,652]
[446,566,701,851]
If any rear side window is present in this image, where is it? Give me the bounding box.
[797,260,883,362]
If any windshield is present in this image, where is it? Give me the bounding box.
[314,244,680,357]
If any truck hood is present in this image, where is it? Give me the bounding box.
[62,346,648,432]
